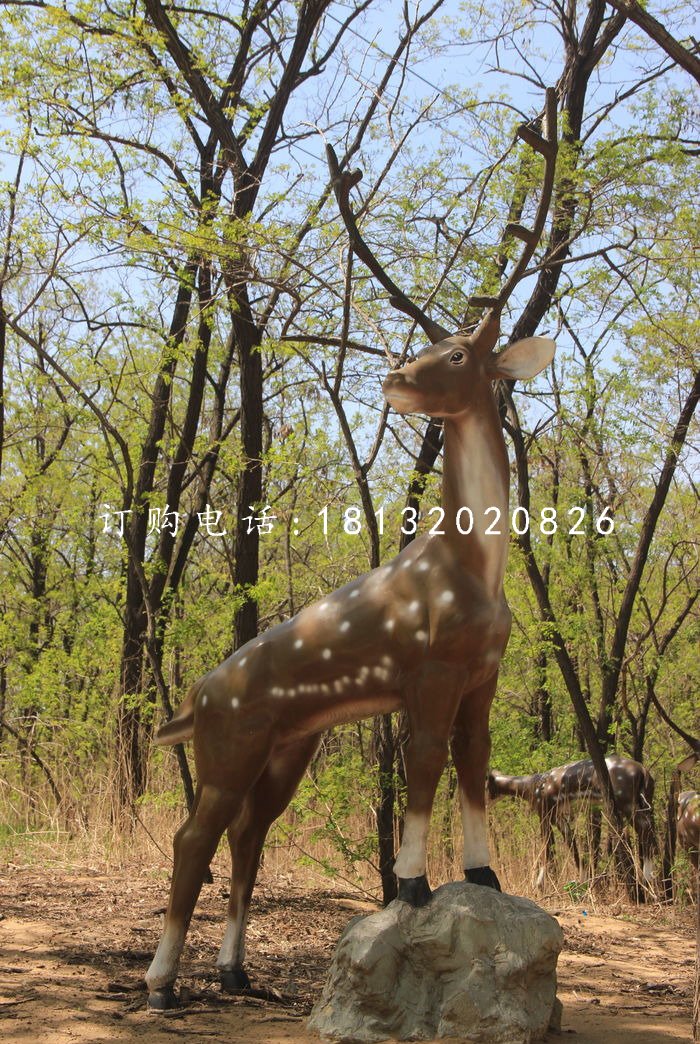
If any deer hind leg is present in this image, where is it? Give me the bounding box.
[146,782,243,1009]
[394,669,464,906]
[450,673,501,891]
[633,807,657,884]
[217,734,322,993]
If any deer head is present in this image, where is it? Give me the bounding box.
[383,320,555,418]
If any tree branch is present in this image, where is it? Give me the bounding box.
[605,0,700,84]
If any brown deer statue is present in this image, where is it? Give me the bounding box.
[145,90,559,1010]
[488,755,657,887]
[677,790,700,871]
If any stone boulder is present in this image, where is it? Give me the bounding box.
[308,881,563,1043]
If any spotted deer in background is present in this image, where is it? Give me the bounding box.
[488,755,657,888]
[145,90,559,1009]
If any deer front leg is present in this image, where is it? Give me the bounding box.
[450,674,501,891]
[554,808,581,873]
[395,667,464,907]
[217,734,321,993]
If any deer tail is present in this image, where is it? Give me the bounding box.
[153,679,203,746]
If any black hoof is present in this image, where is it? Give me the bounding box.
[397,874,432,907]
[220,966,252,994]
[465,865,502,891]
[147,985,178,1010]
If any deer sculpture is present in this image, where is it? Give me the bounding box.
[145,90,559,1010]
[488,755,657,887]
[677,790,700,871]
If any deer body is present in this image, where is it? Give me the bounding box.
[488,755,657,883]
[180,530,510,747]
[677,790,700,870]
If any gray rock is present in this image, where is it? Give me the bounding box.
[308,881,563,1043]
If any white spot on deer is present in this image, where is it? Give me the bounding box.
[294,638,303,650]
[417,560,429,572]
[321,684,330,695]
[401,558,412,569]
[318,601,330,613]
[231,697,239,709]
[408,600,420,614]
[415,630,427,642]
[322,648,332,660]
[381,656,393,668]
[349,589,360,599]
[333,680,343,694]
[340,621,351,633]
[238,656,247,667]
[384,619,395,633]
[201,694,208,707]
[439,590,455,604]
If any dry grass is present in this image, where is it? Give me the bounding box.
[2,765,696,924]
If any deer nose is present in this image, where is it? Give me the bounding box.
[383,370,416,392]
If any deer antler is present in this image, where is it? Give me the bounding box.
[327,89,557,344]
[469,87,558,318]
[325,144,450,345]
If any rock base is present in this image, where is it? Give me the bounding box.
[308,881,563,1043]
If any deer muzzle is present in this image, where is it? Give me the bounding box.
[383,369,419,413]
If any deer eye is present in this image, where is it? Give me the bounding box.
[450,351,465,364]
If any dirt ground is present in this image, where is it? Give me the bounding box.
[0,862,695,1043]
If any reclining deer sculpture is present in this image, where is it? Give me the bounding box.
[488,755,657,887]
[145,90,558,1009]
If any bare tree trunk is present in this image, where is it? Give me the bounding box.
[116,272,195,814]
[0,298,5,483]
[373,713,397,904]
[0,662,6,747]
[232,296,264,651]
[533,649,553,742]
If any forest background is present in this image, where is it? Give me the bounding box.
[0,0,698,903]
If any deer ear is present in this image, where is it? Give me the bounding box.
[487,336,555,380]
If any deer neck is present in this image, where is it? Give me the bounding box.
[441,393,510,589]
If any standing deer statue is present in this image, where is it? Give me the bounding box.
[145,90,558,1009]
[488,755,657,887]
